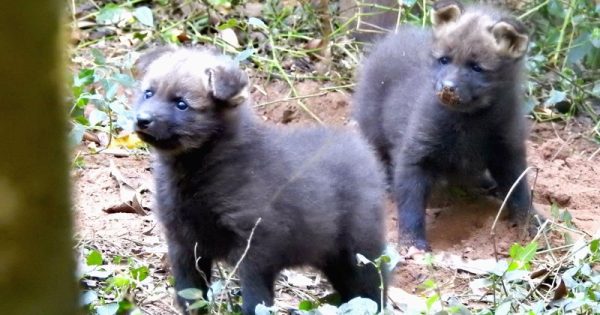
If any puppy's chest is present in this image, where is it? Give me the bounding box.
[425,122,490,172]
[154,169,239,253]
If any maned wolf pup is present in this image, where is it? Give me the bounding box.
[353,0,534,250]
[133,47,387,314]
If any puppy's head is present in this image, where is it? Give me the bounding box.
[133,47,249,152]
[430,0,529,112]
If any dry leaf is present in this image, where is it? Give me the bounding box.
[219,28,239,48]
[552,278,568,301]
[108,133,144,149]
[104,160,146,215]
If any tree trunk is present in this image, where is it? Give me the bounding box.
[0,1,77,314]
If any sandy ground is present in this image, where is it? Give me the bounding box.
[74,79,600,313]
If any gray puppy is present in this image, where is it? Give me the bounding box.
[134,47,387,314]
[354,0,535,250]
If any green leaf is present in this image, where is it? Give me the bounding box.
[248,17,267,29]
[519,242,538,263]
[566,34,593,65]
[187,299,208,311]
[80,290,98,306]
[234,48,254,63]
[425,294,440,311]
[382,244,402,272]
[86,250,103,266]
[217,18,238,30]
[544,89,567,107]
[590,239,599,253]
[495,301,512,315]
[104,81,119,100]
[178,288,205,300]
[96,303,119,315]
[74,68,95,87]
[590,28,600,48]
[561,209,573,226]
[113,73,136,87]
[255,303,277,315]
[69,123,86,147]
[355,253,371,266]
[96,4,128,25]
[134,7,154,27]
[550,203,560,219]
[402,0,417,7]
[130,266,149,281]
[109,276,132,290]
[88,109,108,126]
[91,48,106,65]
[298,300,315,311]
[338,297,378,314]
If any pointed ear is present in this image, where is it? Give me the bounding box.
[431,0,463,26]
[491,18,529,58]
[133,46,175,79]
[205,66,249,108]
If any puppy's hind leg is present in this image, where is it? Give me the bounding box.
[238,262,277,315]
[322,251,386,310]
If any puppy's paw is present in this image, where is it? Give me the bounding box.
[205,66,249,107]
[508,207,547,238]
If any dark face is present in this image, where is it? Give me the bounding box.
[134,87,220,152]
[432,52,498,112]
[133,49,235,153]
[430,5,529,112]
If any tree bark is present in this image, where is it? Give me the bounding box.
[0,1,77,314]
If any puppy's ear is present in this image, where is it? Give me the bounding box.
[205,66,249,108]
[431,0,463,26]
[491,18,529,58]
[133,46,175,78]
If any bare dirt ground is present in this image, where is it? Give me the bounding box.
[74,79,600,313]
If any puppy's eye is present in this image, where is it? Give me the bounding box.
[144,90,154,99]
[175,98,189,111]
[438,56,451,65]
[469,62,484,72]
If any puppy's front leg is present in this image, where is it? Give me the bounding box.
[239,262,277,315]
[395,164,433,250]
[167,239,213,311]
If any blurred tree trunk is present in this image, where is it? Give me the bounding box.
[0,1,77,315]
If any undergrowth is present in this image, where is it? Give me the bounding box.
[69,0,600,314]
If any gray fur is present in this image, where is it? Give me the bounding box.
[353,1,534,250]
[134,47,387,314]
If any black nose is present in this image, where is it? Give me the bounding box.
[442,80,456,92]
[136,112,153,129]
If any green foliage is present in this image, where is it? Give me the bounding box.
[78,248,150,314]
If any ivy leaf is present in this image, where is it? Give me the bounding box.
[590,28,600,48]
[248,17,267,29]
[134,7,154,27]
[130,266,149,281]
[234,48,254,63]
[69,123,86,146]
[96,4,127,25]
[178,288,205,300]
[544,89,567,107]
[86,250,103,266]
[187,299,208,311]
[96,303,119,315]
[88,109,108,126]
[91,48,106,65]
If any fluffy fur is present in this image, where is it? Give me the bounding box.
[134,47,387,314]
[353,0,534,250]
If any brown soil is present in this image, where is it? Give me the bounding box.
[74,80,600,313]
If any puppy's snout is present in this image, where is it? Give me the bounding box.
[442,80,456,92]
[136,112,154,129]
